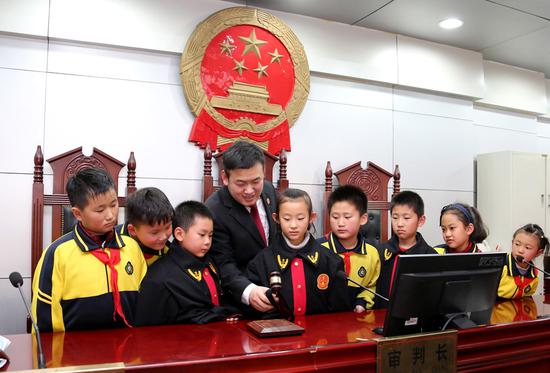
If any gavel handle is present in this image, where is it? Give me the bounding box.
[265,289,294,321]
[265,289,279,308]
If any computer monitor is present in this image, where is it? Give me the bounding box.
[381,252,506,337]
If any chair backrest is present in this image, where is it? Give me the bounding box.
[323,161,400,246]
[201,143,289,201]
[31,145,136,275]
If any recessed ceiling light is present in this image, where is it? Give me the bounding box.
[438,18,463,29]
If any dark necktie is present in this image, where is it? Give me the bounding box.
[250,204,267,246]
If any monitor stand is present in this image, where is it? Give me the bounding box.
[441,313,478,330]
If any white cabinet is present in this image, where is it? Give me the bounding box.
[477,151,547,250]
[477,151,547,293]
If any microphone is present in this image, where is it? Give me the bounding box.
[515,256,550,277]
[9,272,46,369]
[336,271,389,302]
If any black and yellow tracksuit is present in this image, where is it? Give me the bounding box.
[318,233,380,309]
[433,242,481,255]
[375,233,437,308]
[116,223,169,266]
[497,253,539,299]
[31,224,147,332]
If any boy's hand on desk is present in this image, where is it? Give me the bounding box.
[250,286,275,312]
[354,305,366,313]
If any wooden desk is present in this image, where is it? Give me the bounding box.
[4,296,550,372]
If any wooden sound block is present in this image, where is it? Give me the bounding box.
[246,319,305,338]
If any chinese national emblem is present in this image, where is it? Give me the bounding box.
[317,274,329,290]
[180,7,310,155]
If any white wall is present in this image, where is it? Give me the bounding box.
[1,0,550,334]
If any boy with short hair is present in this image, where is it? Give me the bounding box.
[375,190,437,308]
[116,187,174,266]
[31,168,147,332]
[318,185,381,312]
[134,201,240,325]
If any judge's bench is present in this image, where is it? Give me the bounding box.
[3,291,550,373]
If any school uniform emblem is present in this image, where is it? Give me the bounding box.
[317,274,329,290]
[306,252,319,265]
[188,269,202,282]
[180,7,309,154]
[125,261,134,275]
[358,266,367,278]
[208,262,217,275]
[277,255,289,270]
[384,249,393,261]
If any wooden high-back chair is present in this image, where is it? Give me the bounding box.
[323,161,400,246]
[201,143,289,202]
[31,145,137,276]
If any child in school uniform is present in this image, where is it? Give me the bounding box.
[498,223,548,299]
[31,168,147,332]
[375,191,437,308]
[317,185,380,312]
[116,187,174,266]
[134,201,240,325]
[434,203,488,254]
[247,188,351,317]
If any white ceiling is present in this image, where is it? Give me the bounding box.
[229,0,550,78]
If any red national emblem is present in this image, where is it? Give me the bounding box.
[180,7,310,155]
[317,273,330,290]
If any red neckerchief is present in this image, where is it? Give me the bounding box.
[449,241,474,254]
[80,224,131,327]
[512,272,536,299]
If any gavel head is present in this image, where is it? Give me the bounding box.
[269,271,282,295]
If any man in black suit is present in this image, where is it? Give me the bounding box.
[206,141,278,312]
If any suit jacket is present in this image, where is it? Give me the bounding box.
[134,241,240,326]
[206,181,278,301]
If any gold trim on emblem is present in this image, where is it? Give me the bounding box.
[180,7,310,144]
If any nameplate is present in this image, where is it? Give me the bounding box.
[247,319,305,338]
[376,330,457,373]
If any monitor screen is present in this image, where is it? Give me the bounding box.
[381,252,506,337]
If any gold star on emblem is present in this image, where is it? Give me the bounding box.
[239,29,267,58]
[253,62,269,78]
[219,40,236,56]
[268,48,283,64]
[233,59,248,76]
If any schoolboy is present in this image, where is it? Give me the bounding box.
[31,168,147,332]
[134,201,240,325]
[375,191,437,308]
[116,187,174,266]
[318,185,380,312]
